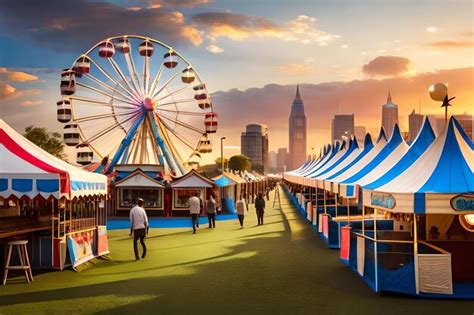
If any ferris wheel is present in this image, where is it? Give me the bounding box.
[57,35,218,176]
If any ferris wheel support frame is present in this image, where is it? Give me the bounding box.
[95,111,146,174]
[149,112,185,175]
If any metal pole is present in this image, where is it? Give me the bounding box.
[220,137,226,174]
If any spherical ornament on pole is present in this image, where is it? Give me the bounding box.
[429,83,448,102]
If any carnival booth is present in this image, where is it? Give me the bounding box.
[170,170,214,216]
[113,167,166,216]
[0,119,108,271]
[344,117,473,298]
[213,172,245,214]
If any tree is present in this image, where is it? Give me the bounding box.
[24,126,66,160]
[228,155,251,172]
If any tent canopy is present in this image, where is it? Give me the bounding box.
[364,117,473,214]
[0,119,107,199]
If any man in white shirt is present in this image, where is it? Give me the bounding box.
[188,192,202,234]
[129,198,149,260]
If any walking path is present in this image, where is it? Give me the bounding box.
[0,187,472,314]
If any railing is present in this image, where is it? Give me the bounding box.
[350,231,453,295]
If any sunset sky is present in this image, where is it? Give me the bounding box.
[0,0,473,164]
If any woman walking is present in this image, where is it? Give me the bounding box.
[206,193,217,228]
[235,195,247,228]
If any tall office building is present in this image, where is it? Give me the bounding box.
[408,109,424,141]
[276,148,288,173]
[381,92,399,138]
[241,124,269,174]
[331,114,355,143]
[288,85,307,170]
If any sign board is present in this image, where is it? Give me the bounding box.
[67,230,95,268]
[371,192,396,209]
[450,194,474,212]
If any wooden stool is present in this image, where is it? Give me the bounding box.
[3,240,33,285]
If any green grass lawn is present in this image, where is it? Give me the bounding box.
[0,188,472,314]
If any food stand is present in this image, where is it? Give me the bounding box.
[0,119,108,271]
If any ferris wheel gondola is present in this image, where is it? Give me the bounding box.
[56,35,217,174]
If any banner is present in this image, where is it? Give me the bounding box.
[67,230,95,268]
[97,225,110,256]
[340,226,351,261]
[322,215,329,238]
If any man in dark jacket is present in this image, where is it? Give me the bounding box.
[255,192,266,225]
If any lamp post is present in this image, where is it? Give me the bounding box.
[220,137,226,174]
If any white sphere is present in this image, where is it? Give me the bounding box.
[429,83,448,101]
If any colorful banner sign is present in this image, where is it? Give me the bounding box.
[67,230,95,268]
[371,192,396,209]
[97,225,110,256]
[340,226,351,261]
[450,194,474,212]
[322,215,329,238]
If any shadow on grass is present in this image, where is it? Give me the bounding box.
[0,189,471,314]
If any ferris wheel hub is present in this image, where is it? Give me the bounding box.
[141,97,155,111]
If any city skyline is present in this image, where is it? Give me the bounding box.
[0,0,473,165]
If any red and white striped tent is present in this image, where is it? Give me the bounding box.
[0,119,107,200]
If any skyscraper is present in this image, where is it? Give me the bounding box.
[381,92,399,138]
[408,109,424,141]
[288,85,307,170]
[276,147,288,172]
[241,124,269,174]
[331,114,354,143]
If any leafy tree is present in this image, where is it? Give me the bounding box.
[24,126,66,160]
[228,155,251,172]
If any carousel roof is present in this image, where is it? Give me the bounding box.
[0,119,107,199]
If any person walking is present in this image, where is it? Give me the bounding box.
[235,195,247,228]
[206,193,217,228]
[129,198,149,260]
[189,192,201,234]
[255,192,266,225]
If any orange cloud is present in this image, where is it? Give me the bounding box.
[192,13,336,45]
[427,40,473,49]
[19,100,44,107]
[0,68,38,82]
[362,56,415,77]
[181,25,203,46]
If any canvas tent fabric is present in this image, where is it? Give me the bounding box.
[363,117,473,214]
[364,117,436,190]
[323,129,387,193]
[338,124,408,197]
[0,119,107,199]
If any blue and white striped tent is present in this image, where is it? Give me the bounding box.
[364,117,436,190]
[308,136,360,187]
[337,124,408,198]
[322,127,388,194]
[363,116,473,214]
